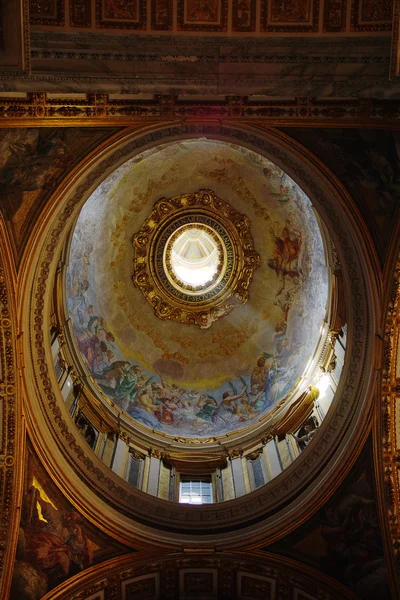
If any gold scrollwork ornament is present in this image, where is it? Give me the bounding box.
[132,190,260,329]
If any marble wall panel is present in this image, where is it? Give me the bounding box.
[177,0,228,31]
[261,0,319,31]
[151,0,173,30]
[96,0,147,29]
[351,0,393,30]
[29,0,64,25]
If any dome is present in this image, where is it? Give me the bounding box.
[66,139,328,439]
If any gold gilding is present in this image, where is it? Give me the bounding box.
[132,189,260,329]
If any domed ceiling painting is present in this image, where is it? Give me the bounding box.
[66,139,328,438]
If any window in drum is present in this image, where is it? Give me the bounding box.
[251,456,265,489]
[179,476,213,505]
[127,455,143,489]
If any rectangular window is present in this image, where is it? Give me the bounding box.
[127,456,142,488]
[179,477,213,505]
[252,457,265,489]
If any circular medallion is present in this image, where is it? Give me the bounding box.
[132,189,260,328]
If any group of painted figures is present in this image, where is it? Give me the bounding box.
[70,287,276,435]
[65,198,321,436]
[93,354,275,435]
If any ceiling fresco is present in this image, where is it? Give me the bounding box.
[66,139,328,438]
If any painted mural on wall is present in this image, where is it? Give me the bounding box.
[267,441,391,600]
[284,128,400,264]
[0,127,117,255]
[10,445,129,600]
[66,139,328,438]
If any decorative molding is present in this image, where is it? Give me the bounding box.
[351,0,393,31]
[151,0,173,30]
[323,0,347,31]
[95,0,147,29]
[23,0,395,35]
[177,0,228,32]
[132,190,260,329]
[1,94,400,125]
[390,0,400,79]
[70,0,92,27]
[376,235,400,598]
[39,551,359,600]
[29,0,65,26]
[0,217,23,600]
[232,0,256,32]
[29,31,391,46]
[261,0,319,32]
[246,448,264,461]
[28,51,390,64]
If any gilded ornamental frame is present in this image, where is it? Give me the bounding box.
[132,189,260,329]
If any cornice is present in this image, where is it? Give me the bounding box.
[29,32,391,47]
[19,122,380,549]
[1,74,399,89]
[2,93,400,127]
[40,550,359,600]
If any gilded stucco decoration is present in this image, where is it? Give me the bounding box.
[132,189,260,329]
[378,244,400,596]
[0,218,22,600]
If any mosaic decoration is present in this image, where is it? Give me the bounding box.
[29,0,64,25]
[96,0,147,29]
[261,0,319,31]
[151,0,173,30]
[70,0,91,27]
[232,0,256,31]
[323,0,347,31]
[351,0,393,30]
[177,0,228,31]
[66,139,328,439]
